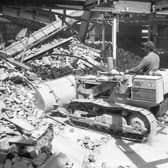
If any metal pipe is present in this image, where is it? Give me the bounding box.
[102,22,105,51]
[112,17,117,68]
[97,0,100,5]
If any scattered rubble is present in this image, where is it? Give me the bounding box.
[0,16,164,168]
[0,18,111,168]
[0,36,155,168]
[23,38,103,80]
[0,64,111,168]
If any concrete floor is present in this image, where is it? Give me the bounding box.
[98,125,168,168]
[50,117,168,168]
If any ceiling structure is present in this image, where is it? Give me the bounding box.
[0,0,159,10]
[0,1,166,14]
[0,0,168,26]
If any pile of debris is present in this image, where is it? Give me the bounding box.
[0,67,74,167]
[0,71,39,123]
[0,122,64,168]
[25,38,102,79]
[0,62,134,168]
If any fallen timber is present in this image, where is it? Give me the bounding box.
[23,37,74,62]
[4,11,84,57]
[0,51,31,70]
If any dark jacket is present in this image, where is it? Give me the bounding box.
[129,51,160,74]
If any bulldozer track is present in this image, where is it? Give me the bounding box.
[68,99,158,142]
[116,103,158,136]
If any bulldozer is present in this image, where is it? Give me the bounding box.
[33,55,168,142]
[30,0,168,141]
[33,54,168,142]
[67,68,168,142]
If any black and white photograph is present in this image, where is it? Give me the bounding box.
[0,0,168,168]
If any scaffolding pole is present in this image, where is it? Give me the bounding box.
[112,16,117,69]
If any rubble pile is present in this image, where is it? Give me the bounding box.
[30,57,73,80]
[0,66,134,168]
[69,42,102,70]
[0,69,73,167]
[29,48,74,80]
[0,72,40,125]
[25,39,102,79]
[0,123,56,168]
[17,38,67,60]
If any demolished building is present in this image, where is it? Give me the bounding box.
[0,1,168,168]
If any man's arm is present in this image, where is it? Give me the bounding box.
[128,57,148,73]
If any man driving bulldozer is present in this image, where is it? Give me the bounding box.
[126,41,160,75]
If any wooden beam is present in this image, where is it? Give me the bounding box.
[0,51,31,70]
[23,37,73,62]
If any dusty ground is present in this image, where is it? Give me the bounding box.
[52,119,168,168]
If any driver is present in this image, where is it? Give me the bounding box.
[126,41,160,75]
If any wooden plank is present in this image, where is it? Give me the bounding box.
[23,37,73,62]
[0,51,31,70]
